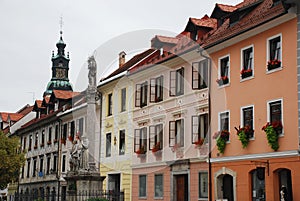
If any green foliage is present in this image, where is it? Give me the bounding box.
[0,131,25,189]
[263,125,279,151]
[87,198,109,201]
[237,130,249,149]
[216,137,226,154]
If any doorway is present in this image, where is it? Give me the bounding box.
[278,169,293,201]
[108,174,121,194]
[174,174,188,201]
[222,174,234,201]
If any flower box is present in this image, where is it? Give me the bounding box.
[152,142,161,153]
[61,138,66,145]
[262,121,283,151]
[194,138,204,148]
[135,146,146,157]
[68,136,74,142]
[235,126,254,148]
[213,130,230,154]
[53,139,58,144]
[216,76,229,86]
[267,59,281,71]
[241,69,253,79]
[47,140,52,145]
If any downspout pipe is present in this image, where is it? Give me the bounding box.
[198,48,212,201]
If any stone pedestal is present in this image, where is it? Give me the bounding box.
[64,169,105,201]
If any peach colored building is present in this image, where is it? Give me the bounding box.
[206,0,300,201]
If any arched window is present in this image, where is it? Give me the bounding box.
[277,168,293,201]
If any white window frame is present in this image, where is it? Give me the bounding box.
[218,110,230,141]
[266,33,282,72]
[198,171,209,199]
[240,105,255,139]
[139,174,147,198]
[267,98,284,135]
[218,54,230,87]
[240,45,254,80]
[154,174,164,199]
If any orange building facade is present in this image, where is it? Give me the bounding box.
[209,1,300,201]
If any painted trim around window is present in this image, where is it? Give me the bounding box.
[266,33,282,73]
[240,44,254,81]
[218,54,230,88]
[267,98,284,136]
[240,105,255,140]
[218,110,230,142]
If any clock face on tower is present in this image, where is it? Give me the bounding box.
[56,68,66,79]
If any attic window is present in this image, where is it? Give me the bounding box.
[273,0,281,6]
[230,13,239,27]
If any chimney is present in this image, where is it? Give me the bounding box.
[119,51,126,68]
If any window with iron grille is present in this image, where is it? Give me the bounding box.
[199,172,208,199]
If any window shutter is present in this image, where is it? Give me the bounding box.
[134,129,140,152]
[180,119,184,147]
[157,124,163,149]
[169,71,176,96]
[149,126,156,150]
[192,116,199,144]
[201,60,208,89]
[135,84,141,107]
[192,62,200,89]
[150,78,156,103]
[169,121,176,146]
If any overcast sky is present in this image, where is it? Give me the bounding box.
[0,0,241,112]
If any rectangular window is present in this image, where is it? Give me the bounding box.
[53,153,58,172]
[121,88,126,112]
[63,124,67,140]
[41,130,45,147]
[134,127,147,154]
[218,56,230,86]
[267,35,281,71]
[27,159,31,178]
[242,106,254,138]
[135,81,148,108]
[48,127,52,145]
[192,114,208,144]
[108,93,113,116]
[23,136,27,151]
[46,155,51,175]
[21,166,24,179]
[149,124,163,151]
[119,130,125,155]
[106,133,111,157]
[39,156,44,174]
[269,100,283,134]
[219,111,229,141]
[32,158,37,177]
[29,135,32,151]
[170,67,184,96]
[154,174,163,198]
[70,121,75,140]
[169,119,184,147]
[139,175,147,198]
[55,125,59,141]
[34,133,38,149]
[150,75,163,102]
[199,172,208,198]
[192,59,208,89]
[62,155,66,172]
[241,46,253,79]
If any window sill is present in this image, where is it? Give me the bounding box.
[218,83,230,89]
[240,76,254,82]
[266,66,283,74]
[154,197,164,200]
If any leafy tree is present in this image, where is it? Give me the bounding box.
[0,131,25,189]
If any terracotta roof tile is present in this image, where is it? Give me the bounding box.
[101,49,156,81]
[217,3,238,12]
[52,90,80,100]
[203,0,286,48]
[35,100,43,108]
[0,113,9,122]
[8,113,24,122]
[154,35,179,44]
[190,15,217,29]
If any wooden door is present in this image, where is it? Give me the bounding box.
[176,175,188,201]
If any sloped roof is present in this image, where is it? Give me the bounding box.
[190,15,217,29]
[101,49,156,81]
[153,35,179,44]
[203,0,287,48]
[8,113,24,122]
[52,90,80,100]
